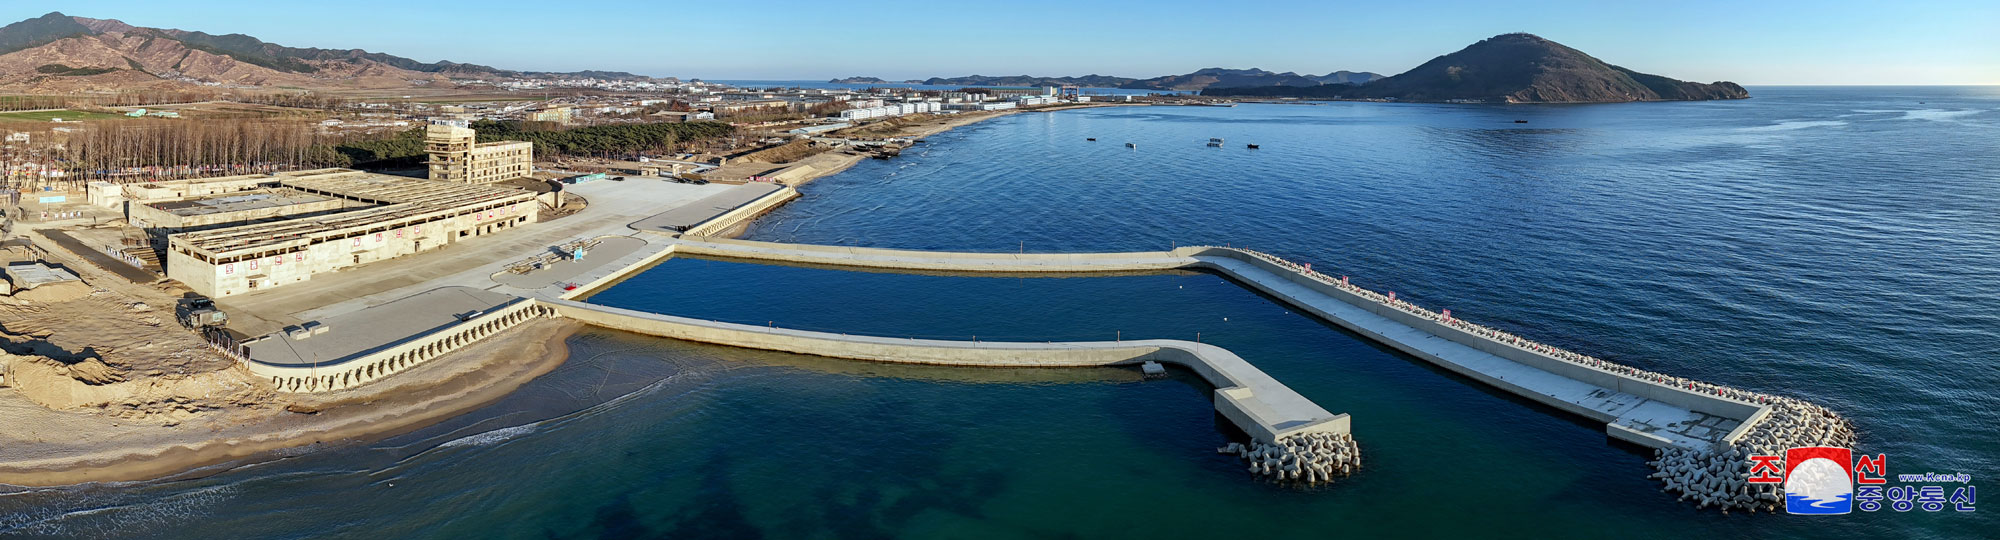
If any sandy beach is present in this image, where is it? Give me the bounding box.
[0,318,578,486]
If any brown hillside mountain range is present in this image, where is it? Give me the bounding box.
[0,11,651,92]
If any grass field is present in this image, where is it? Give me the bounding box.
[0,109,130,122]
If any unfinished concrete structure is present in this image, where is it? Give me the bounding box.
[425,123,534,184]
[128,188,353,248]
[119,174,272,205]
[166,169,539,298]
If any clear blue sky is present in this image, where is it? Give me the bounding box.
[11,0,1997,84]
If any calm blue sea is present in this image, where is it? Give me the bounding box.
[708,79,1168,95]
[3,87,1995,538]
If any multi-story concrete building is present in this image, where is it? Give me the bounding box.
[166,169,539,297]
[129,188,353,248]
[425,123,534,184]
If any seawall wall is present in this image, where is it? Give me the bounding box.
[545,298,1349,444]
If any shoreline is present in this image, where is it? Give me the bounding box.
[769,102,1139,189]
[0,101,1128,487]
[0,319,579,487]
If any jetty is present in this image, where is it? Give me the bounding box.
[216,183,1852,498]
[548,237,1765,450]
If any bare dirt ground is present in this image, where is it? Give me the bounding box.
[0,217,583,486]
[0,316,578,486]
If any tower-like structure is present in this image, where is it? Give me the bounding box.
[425,122,475,182]
[424,120,533,184]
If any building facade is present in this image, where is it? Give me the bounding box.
[425,123,535,184]
[166,169,539,297]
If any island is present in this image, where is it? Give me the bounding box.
[1203,33,1748,103]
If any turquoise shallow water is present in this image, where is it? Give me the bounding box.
[4,87,1997,538]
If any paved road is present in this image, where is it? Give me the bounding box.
[38,230,158,284]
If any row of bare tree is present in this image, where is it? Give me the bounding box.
[53,119,356,182]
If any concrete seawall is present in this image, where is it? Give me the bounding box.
[252,235,1782,453]
[226,232,1857,500]
[546,298,1349,445]
[244,297,554,392]
[598,237,1779,451]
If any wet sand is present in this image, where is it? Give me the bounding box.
[0,319,579,487]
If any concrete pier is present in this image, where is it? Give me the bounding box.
[553,237,1779,451]
[213,178,1850,499]
[546,298,1350,445]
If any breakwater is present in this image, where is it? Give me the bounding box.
[241,234,1852,504]
[571,236,1855,509]
[546,297,1360,485]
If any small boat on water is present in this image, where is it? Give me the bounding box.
[1125,142,1137,148]
[1246,144,1260,149]
[1206,137,1225,147]
[1086,138,1097,141]
[1513,120,1529,124]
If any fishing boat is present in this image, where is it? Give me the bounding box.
[1086,138,1097,141]
[1206,137,1225,147]
[1513,120,1528,124]
[1125,142,1137,148]
[1246,144,1260,149]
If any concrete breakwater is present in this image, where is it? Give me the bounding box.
[546,297,1358,485]
[235,234,1850,501]
[1219,431,1361,486]
[582,237,1854,509]
[626,238,1764,446]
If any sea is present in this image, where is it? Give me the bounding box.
[707,79,1169,95]
[2,87,1995,539]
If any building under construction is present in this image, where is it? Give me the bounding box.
[425,122,534,184]
[165,169,539,297]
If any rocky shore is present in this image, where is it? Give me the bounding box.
[1648,397,1857,513]
[1217,431,1361,486]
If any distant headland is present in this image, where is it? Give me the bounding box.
[1204,33,1748,103]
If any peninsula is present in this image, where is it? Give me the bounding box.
[1204,33,1748,103]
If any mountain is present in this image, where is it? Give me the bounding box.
[0,12,653,91]
[1203,33,1747,103]
[1313,70,1383,85]
[829,76,888,84]
[921,74,1138,88]
[1119,67,1381,91]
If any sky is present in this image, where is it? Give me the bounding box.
[8,0,1998,84]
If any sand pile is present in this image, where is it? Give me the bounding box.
[2,352,265,423]
[12,280,91,303]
